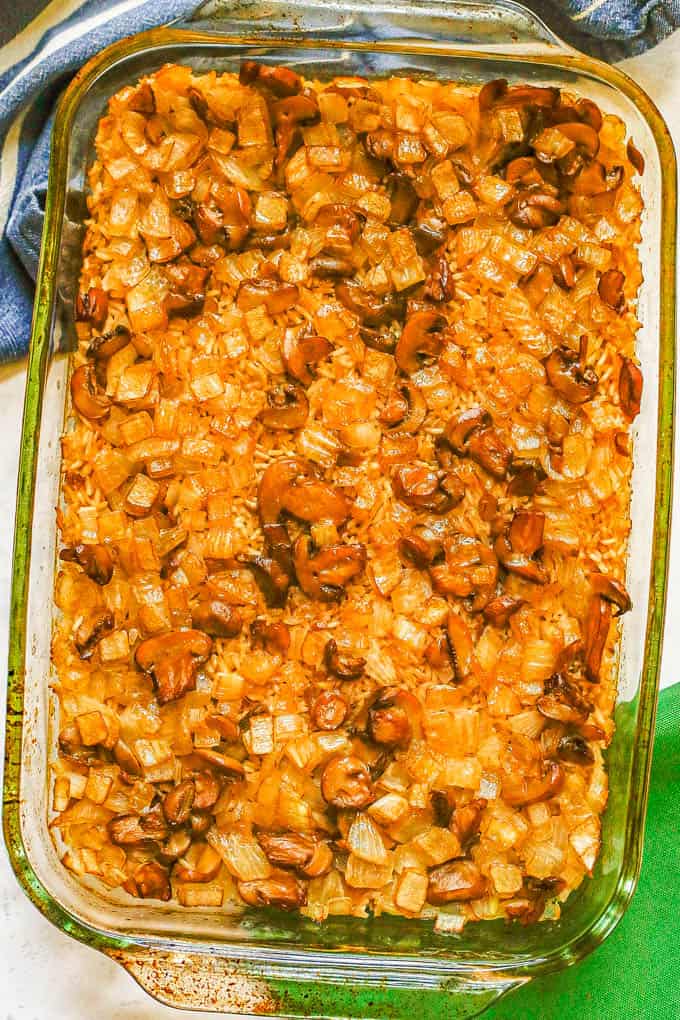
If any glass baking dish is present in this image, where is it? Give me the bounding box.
[3,1,676,1016]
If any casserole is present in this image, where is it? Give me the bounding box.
[3,0,675,1015]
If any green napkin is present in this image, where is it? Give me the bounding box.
[487,683,680,1020]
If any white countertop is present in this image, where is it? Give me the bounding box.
[0,25,679,1020]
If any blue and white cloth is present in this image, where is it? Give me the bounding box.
[0,0,677,361]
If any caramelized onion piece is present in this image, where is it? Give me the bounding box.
[320,754,374,809]
[619,357,642,419]
[135,629,212,704]
[324,638,366,680]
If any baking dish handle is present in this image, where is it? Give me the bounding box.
[109,946,527,1018]
[181,0,571,56]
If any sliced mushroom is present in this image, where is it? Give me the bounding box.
[320,754,374,809]
[173,846,223,884]
[336,281,404,327]
[272,94,320,168]
[258,382,309,429]
[508,190,565,230]
[367,688,413,748]
[426,860,486,905]
[483,594,526,626]
[429,534,498,606]
[450,799,485,848]
[162,779,195,826]
[537,672,591,726]
[557,121,600,159]
[379,382,427,434]
[194,748,246,778]
[282,330,332,385]
[75,286,108,328]
[395,310,447,375]
[598,269,625,311]
[239,61,303,97]
[556,734,594,764]
[135,629,213,704]
[74,610,114,660]
[313,203,361,256]
[446,612,478,682]
[158,829,193,865]
[386,173,419,226]
[293,537,366,601]
[237,277,299,315]
[309,256,354,278]
[250,619,291,655]
[467,428,513,480]
[280,478,350,525]
[392,464,464,514]
[237,556,291,608]
[238,872,307,910]
[494,533,548,584]
[87,324,131,362]
[508,509,545,557]
[192,598,243,638]
[60,543,114,585]
[424,253,456,302]
[192,770,222,811]
[444,407,491,454]
[544,346,598,404]
[626,138,645,175]
[506,462,546,498]
[503,762,564,807]
[398,530,442,569]
[257,457,314,527]
[310,690,348,731]
[583,595,612,682]
[590,573,631,617]
[324,638,366,680]
[70,364,111,422]
[619,357,642,419]
[132,862,172,901]
[257,831,330,878]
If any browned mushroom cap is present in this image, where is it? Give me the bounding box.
[444,407,491,454]
[70,364,111,421]
[237,277,299,315]
[158,829,193,865]
[619,356,642,419]
[76,286,108,328]
[398,530,442,569]
[60,543,114,585]
[424,253,456,303]
[130,862,172,901]
[272,94,320,167]
[192,598,243,638]
[165,258,210,314]
[557,121,600,159]
[544,346,598,404]
[537,672,592,725]
[293,536,366,602]
[282,331,332,385]
[478,78,508,111]
[257,458,314,525]
[258,382,309,430]
[320,754,374,809]
[386,173,419,226]
[504,762,564,808]
[467,428,513,480]
[313,203,361,256]
[508,190,565,229]
[429,534,497,606]
[508,509,545,557]
[557,734,595,764]
[506,461,546,498]
[426,860,486,905]
[483,594,526,626]
[310,690,348,731]
[238,555,291,608]
[135,629,213,704]
[494,532,547,584]
[395,310,447,375]
[392,464,464,514]
[590,573,632,616]
[379,382,427,434]
[367,688,414,748]
[324,638,366,680]
[583,595,612,682]
[336,280,405,327]
[238,872,307,910]
[598,269,625,311]
[281,478,350,525]
[194,748,246,778]
[239,60,303,97]
[110,805,168,846]
[192,770,222,811]
[162,779,195,826]
[450,799,485,848]
[74,609,114,660]
[309,256,355,279]
[173,849,223,884]
[250,618,290,655]
[444,611,479,682]
[257,831,331,878]
[87,324,130,361]
[574,97,603,131]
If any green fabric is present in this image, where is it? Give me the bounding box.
[487,683,680,1020]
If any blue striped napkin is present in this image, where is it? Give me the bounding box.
[0,0,677,362]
